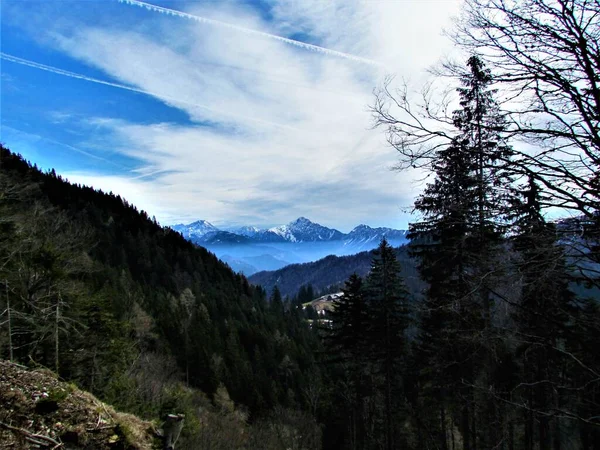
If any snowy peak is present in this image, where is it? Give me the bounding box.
[269,217,344,242]
[171,217,407,246]
[171,220,218,239]
[346,224,409,246]
[349,224,373,234]
[228,226,262,237]
[291,217,312,226]
[225,226,285,242]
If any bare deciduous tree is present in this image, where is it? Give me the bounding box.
[373,0,600,218]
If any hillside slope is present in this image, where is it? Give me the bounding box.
[249,245,421,298]
[0,360,159,449]
[0,145,320,436]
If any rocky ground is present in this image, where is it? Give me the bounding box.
[0,360,160,449]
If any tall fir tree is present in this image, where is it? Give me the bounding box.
[364,239,411,450]
[508,175,578,449]
[409,55,515,450]
[327,274,369,363]
[326,274,370,450]
[409,128,481,450]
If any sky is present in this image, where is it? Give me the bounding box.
[0,0,463,231]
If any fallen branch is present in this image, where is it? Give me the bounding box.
[0,420,62,447]
[86,425,115,432]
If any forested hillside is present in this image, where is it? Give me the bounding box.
[0,145,322,448]
[314,49,600,449]
[249,246,421,299]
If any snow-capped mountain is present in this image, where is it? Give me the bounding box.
[170,217,409,275]
[227,226,261,237]
[268,217,345,243]
[226,226,286,242]
[345,225,409,246]
[171,217,407,245]
[170,220,218,239]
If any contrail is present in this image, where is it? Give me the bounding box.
[117,0,385,68]
[0,52,295,130]
[130,168,171,180]
[0,124,126,168]
[1,52,151,96]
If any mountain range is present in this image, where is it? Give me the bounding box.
[172,217,408,245]
[171,217,409,275]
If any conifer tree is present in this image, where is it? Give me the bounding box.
[509,176,578,449]
[364,239,410,450]
[327,274,368,361]
[326,274,370,450]
[270,285,284,317]
[409,131,481,450]
[409,55,515,449]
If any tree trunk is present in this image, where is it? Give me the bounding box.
[462,404,471,450]
[509,415,514,450]
[7,283,13,362]
[385,337,393,450]
[54,298,60,374]
[440,403,448,450]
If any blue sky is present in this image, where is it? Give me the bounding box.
[1,0,461,231]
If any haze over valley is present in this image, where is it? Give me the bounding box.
[171,216,409,274]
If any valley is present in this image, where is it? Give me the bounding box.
[171,217,408,274]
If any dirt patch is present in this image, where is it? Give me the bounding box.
[0,360,160,449]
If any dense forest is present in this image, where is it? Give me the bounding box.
[322,53,600,449]
[2,0,600,449]
[321,1,599,446]
[0,145,325,448]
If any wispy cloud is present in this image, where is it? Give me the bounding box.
[117,0,386,68]
[0,124,125,168]
[2,0,462,229]
[1,52,292,130]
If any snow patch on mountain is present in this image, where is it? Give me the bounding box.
[345,224,409,246]
[269,217,344,242]
[171,220,218,239]
[172,217,407,246]
[227,226,262,237]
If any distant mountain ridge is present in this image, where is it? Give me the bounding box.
[171,217,408,245]
[268,217,345,242]
[345,224,408,246]
[171,217,409,275]
[248,245,423,299]
[171,219,218,240]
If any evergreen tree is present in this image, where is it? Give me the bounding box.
[270,285,284,317]
[364,239,410,450]
[509,176,578,449]
[324,274,370,450]
[327,275,368,360]
[297,284,316,305]
[409,55,515,449]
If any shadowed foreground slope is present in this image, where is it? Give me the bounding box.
[0,360,159,449]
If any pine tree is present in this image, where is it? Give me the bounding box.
[409,135,480,450]
[326,274,370,450]
[364,239,410,450]
[270,285,284,317]
[509,176,577,449]
[409,55,515,450]
[327,274,368,361]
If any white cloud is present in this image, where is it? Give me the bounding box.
[14,0,463,229]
